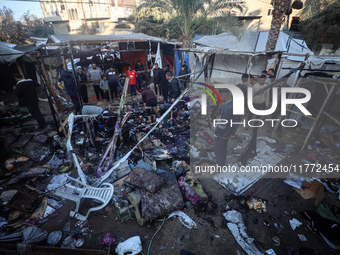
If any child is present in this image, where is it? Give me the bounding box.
[118,74,125,97]
[100,74,110,105]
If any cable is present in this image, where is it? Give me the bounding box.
[147,217,166,255]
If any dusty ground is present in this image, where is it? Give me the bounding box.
[1,89,340,255]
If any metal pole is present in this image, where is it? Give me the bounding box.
[67,42,83,111]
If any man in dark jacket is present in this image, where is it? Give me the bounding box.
[159,65,169,102]
[58,69,81,114]
[105,65,119,100]
[178,64,189,91]
[135,59,144,92]
[214,89,238,166]
[76,68,88,103]
[141,84,157,123]
[152,63,161,97]
[13,73,46,130]
[166,72,180,103]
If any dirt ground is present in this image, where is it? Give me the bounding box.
[1,89,340,255]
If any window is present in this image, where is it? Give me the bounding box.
[68,9,72,20]
[267,8,273,16]
[60,4,65,10]
[74,9,78,19]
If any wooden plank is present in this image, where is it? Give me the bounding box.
[0,243,108,255]
[324,111,340,127]
[301,84,337,151]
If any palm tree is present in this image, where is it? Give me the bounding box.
[137,0,244,48]
[265,0,292,52]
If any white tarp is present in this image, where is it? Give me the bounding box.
[305,56,340,70]
[255,32,313,61]
[193,31,314,62]
[49,33,175,45]
[0,42,24,64]
[194,31,259,52]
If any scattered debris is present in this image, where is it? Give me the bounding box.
[115,236,143,255]
[168,211,198,229]
[289,218,302,230]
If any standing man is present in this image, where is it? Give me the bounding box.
[13,73,46,130]
[246,74,269,123]
[135,59,144,92]
[268,68,275,79]
[179,64,189,91]
[127,65,138,96]
[213,89,238,166]
[159,64,169,103]
[87,63,103,101]
[58,69,81,114]
[104,52,113,64]
[267,79,290,137]
[166,72,180,103]
[152,63,161,97]
[105,65,119,100]
[76,67,88,104]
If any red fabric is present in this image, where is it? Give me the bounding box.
[127,70,137,85]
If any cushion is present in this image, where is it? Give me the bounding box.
[125,167,165,193]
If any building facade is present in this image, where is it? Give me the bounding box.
[237,0,301,32]
[40,0,138,35]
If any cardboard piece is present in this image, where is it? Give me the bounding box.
[293,180,325,206]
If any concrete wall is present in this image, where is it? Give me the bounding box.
[240,0,301,32]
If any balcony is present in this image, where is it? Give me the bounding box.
[43,11,69,22]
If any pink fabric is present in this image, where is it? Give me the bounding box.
[178,177,205,205]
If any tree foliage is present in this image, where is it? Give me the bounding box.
[301,0,340,51]
[0,7,53,44]
[300,0,336,20]
[130,0,244,47]
[22,11,54,38]
[0,7,28,44]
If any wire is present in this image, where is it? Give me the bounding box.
[147,217,166,255]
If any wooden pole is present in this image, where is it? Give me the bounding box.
[44,46,57,91]
[37,51,62,112]
[60,44,67,70]
[16,60,25,79]
[300,84,337,151]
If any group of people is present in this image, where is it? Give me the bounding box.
[57,62,126,109]
[214,68,290,166]
[150,62,189,103]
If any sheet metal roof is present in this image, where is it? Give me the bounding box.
[192,31,314,61]
[49,33,175,45]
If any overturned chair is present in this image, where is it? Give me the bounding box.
[54,175,114,221]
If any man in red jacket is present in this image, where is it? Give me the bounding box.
[127,65,137,96]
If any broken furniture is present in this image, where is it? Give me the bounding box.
[54,176,114,221]
[293,179,325,206]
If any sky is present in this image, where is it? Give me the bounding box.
[1,0,44,20]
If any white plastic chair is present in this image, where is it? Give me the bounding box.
[54,176,114,221]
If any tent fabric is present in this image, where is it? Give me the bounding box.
[193,31,314,61]
[0,41,16,49]
[305,56,340,70]
[255,32,313,61]
[0,44,24,64]
[49,33,175,45]
[14,44,43,53]
[193,31,259,52]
